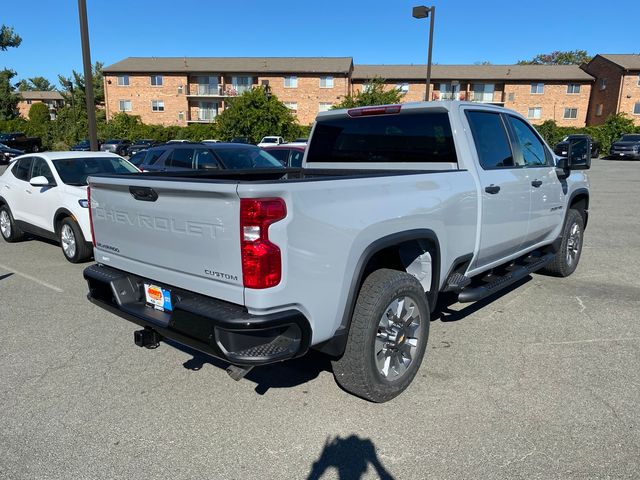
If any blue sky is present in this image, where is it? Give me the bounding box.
[2,0,638,87]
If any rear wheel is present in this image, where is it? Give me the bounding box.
[541,209,584,277]
[332,269,430,403]
[0,205,24,242]
[60,218,92,263]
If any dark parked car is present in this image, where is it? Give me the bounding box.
[100,139,131,156]
[554,134,600,158]
[609,134,640,160]
[0,132,42,153]
[70,139,104,151]
[138,142,283,172]
[126,139,158,156]
[0,143,24,164]
[261,145,305,167]
[230,136,252,144]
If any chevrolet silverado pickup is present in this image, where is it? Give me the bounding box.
[84,101,591,402]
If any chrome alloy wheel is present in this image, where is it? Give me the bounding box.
[375,296,424,381]
[565,222,582,268]
[61,224,76,259]
[0,210,11,238]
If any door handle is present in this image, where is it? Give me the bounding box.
[531,180,543,188]
[485,185,501,194]
[25,189,32,194]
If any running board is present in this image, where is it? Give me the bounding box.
[457,252,555,303]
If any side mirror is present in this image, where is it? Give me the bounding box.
[30,175,55,187]
[567,137,591,170]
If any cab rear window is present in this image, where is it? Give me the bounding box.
[306,111,457,164]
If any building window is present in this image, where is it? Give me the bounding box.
[177,85,183,94]
[178,111,184,121]
[600,78,607,90]
[230,76,252,95]
[319,102,333,112]
[563,108,578,119]
[284,76,298,88]
[284,102,298,113]
[637,74,640,86]
[595,104,603,116]
[150,75,163,86]
[26,100,32,105]
[118,99,132,112]
[117,75,129,86]
[396,83,410,95]
[198,101,218,121]
[362,83,373,93]
[320,76,334,88]
[508,92,515,102]
[151,100,165,112]
[530,83,544,94]
[633,102,640,115]
[528,107,542,119]
[472,83,495,102]
[567,83,581,94]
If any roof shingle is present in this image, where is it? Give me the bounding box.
[598,54,640,71]
[18,91,64,100]
[352,64,594,81]
[103,57,354,74]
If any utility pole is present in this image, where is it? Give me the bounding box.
[78,0,98,151]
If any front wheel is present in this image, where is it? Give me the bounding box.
[332,269,430,403]
[541,209,584,277]
[60,218,92,263]
[0,205,24,242]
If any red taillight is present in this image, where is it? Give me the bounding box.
[87,186,96,247]
[347,105,402,117]
[240,198,286,289]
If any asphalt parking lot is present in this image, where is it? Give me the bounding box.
[1,159,639,479]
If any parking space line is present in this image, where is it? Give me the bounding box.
[0,262,64,293]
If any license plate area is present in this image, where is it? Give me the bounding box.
[144,283,173,312]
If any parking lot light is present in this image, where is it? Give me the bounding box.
[412,5,436,102]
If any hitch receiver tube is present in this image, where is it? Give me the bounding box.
[134,328,162,349]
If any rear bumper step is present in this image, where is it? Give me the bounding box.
[457,252,555,303]
[84,264,311,366]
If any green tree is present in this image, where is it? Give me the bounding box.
[214,86,302,143]
[28,102,50,123]
[15,76,56,91]
[0,25,21,51]
[517,50,592,65]
[332,78,403,109]
[0,69,19,120]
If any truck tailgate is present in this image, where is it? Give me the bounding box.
[89,176,244,305]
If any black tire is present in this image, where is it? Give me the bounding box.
[0,204,24,242]
[59,217,92,263]
[332,269,430,403]
[541,209,584,277]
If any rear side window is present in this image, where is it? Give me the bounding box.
[12,157,33,181]
[194,148,219,169]
[290,150,304,167]
[167,148,194,169]
[143,148,166,166]
[306,111,457,163]
[466,111,514,169]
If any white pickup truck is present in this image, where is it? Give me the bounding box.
[84,101,591,402]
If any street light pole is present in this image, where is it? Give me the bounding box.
[413,5,436,102]
[78,0,98,151]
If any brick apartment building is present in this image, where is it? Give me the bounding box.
[352,64,593,127]
[17,91,64,120]
[103,55,639,129]
[102,57,353,126]
[582,54,640,126]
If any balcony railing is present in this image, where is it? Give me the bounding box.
[188,84,254,97]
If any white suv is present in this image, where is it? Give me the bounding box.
[0,152,138,262]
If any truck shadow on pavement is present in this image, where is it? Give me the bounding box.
[432,276,532,323]
[168,276,532,395]
[307,435,394,480]
[168,341,332,395]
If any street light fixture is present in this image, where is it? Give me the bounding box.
[78,0,98,151]
[412,5,436,101]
